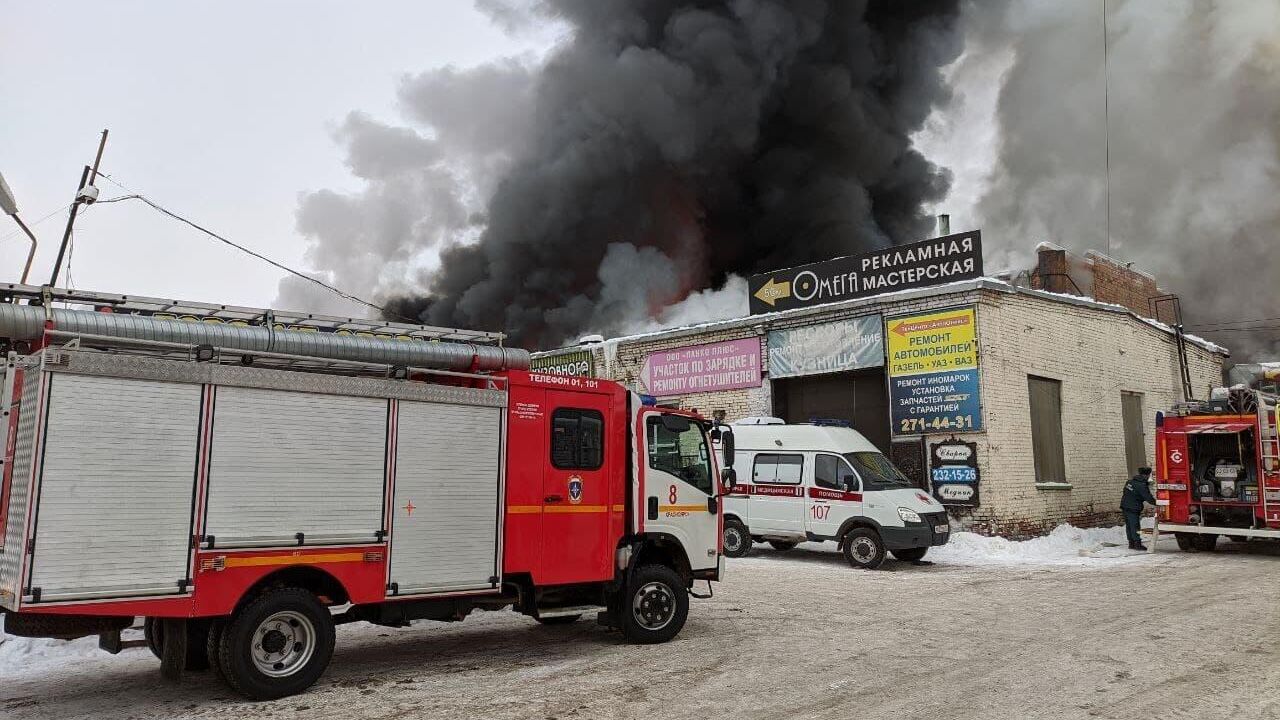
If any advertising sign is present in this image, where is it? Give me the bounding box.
[767,316,884,379]
[529,349,595,377]
[640,338,762,396]
[929,437,980,507]
[888,306,982,435]
[747,231,982,315]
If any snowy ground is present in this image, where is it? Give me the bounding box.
[4,525,1280,719]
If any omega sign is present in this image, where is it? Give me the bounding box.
[748,231,983,315]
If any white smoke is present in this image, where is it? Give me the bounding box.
[931,0,1280,358]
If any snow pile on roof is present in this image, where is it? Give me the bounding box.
[930,523,1148,567]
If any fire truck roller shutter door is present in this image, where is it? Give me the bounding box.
[204,387,386,548]
[388,401,503,595]
[0,367,43,606]
[27,374,202,602]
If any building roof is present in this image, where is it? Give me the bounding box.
[535,276,1229,357]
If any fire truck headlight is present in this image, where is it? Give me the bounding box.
[897,507,922,523]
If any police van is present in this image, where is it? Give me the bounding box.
[720,419,950,569]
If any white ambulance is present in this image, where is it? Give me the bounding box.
[720,419,950,569]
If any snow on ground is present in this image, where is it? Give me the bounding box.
[0,631,104,677]
[929,523,1153,567]
[0,523,1151,678]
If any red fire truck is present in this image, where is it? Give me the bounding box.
[0,285,732,700]
[1152,371,1280,551]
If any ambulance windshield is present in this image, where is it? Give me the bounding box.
[844,452,912,491]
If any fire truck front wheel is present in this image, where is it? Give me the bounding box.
[620,564,689,644]
[217,587,336,700]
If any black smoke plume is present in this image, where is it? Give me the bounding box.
[287,1,963,348]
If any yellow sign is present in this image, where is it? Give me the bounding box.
[887,307,977,377]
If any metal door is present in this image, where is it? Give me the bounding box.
[388,400,503,595]
[204,386,386,548]
[746,452,806,534]
[27,373,201,602]
[1121,391,1147,477]
[539,392,613,585]
[806,453,862,538]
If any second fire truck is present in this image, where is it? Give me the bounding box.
[1152,365,1280,551]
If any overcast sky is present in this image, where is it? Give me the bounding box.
[0,1,551,309]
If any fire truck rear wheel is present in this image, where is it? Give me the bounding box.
[767,540,798,552]
[217,588,336,700]
[144,617,212,671]
[620,564,688,644]
[206,618,227,685]
[842,528,886,570]
[1174,533,1195,552]
[1192,534,1219,552]
[722,519,751,558]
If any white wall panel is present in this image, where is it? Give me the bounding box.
[390,402,502,594]
[28,374,200,601]
[205,386,386,547]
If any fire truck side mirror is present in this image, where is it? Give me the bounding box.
[719,427,735,466]
[720,467,737,492]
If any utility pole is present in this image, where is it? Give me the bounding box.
[49,129,108,287]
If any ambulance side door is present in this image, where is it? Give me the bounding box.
[806,453,862,539]
[748,453,806,534]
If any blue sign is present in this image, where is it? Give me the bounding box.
[891,367,982,435]
[932,466,977,484]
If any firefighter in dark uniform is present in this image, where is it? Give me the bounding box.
[1121,466,1157,550]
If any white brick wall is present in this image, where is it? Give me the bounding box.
[959,292,1222,536]
[568,285,1226,537]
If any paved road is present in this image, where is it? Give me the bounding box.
[5,537,1280,720]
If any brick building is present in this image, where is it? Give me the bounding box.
[533,247,1228,537]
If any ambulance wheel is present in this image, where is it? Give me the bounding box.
[535,614,581,625]
[218,587,336,700]
[842,529,886,570]
[620,564,688,644]
[767,540,798,552]
[722,519,752,558]
[891,547,928,562]
[145,617,212,671]
[1174,533,1196,552]
[1192,534,1219,552]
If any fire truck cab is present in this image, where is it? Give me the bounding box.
[1153,383,1280,551]
[0,286,732,700]
[719,419,949,568]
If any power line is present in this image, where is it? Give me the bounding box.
[0,201,76,245]
[1187,315,1280,330]
[91,170,400,319]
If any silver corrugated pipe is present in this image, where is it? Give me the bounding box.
[0,304,529,371]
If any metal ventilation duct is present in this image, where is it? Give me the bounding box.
[0,304,529,372]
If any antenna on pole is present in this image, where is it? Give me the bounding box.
[49,129,109,287]
[1102,0,1112,256]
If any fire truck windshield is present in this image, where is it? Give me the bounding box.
[845,452,913,491]
[647,415,714,495]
